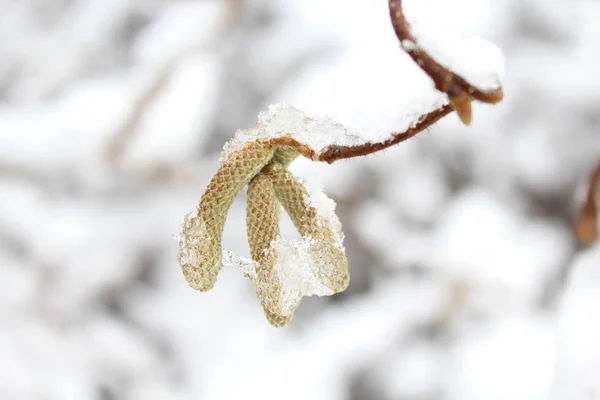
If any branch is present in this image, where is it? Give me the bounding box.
[576,161,600,246]
[313,0,504,164]
[389,0,503,106]
[104,65,173,164]
[318,104,453,163]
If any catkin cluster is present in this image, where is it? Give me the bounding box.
[177,139,349,327]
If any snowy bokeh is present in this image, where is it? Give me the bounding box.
[1,0,600,399]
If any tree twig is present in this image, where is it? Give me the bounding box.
[389,0,503,119]
[576,161,600,246]
[314,0,504,164]
[318,105,453,164]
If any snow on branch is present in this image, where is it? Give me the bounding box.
[576,161,600,246]
[176,0,505,327]
[392,0,504,122]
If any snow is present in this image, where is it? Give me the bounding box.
[403,0,505,92]
[266,237,335,315]
[256,175,346,314]
[551,244,600,398]
[179,120,349,314]
[429,189,571,306]
[447,314,555,400]
[220,104,367,161]
[222,249,256,280]
[1,0,599,399]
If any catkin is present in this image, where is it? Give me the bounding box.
[177,141,274,291]
[246,172,293,326]
[268,162,350,293]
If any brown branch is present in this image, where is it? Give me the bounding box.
[311,0,504,164]
[222,0,246,33]
[576,161,600,246]
[318,104,453,164]
[104,66,172,164]
[389,0,503,121]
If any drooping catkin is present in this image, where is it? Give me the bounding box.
[177,141,274,291]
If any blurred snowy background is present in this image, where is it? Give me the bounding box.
[2,0,600,399]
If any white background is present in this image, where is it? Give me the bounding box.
[1,0,600,399]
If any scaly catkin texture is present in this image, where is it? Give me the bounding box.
[177,141,350,327]
[268,162,350,293]
[177,141,274,291]
[246,172,293,327]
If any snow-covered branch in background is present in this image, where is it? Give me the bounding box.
[176,0,505,326]
[576,160,600,246]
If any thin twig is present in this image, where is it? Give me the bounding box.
[104,65,173,164]
[389,0,503,122]
[314,0,504,164]
[576,161,600,246]
[318,104,453,164]
[222,0,246,33]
